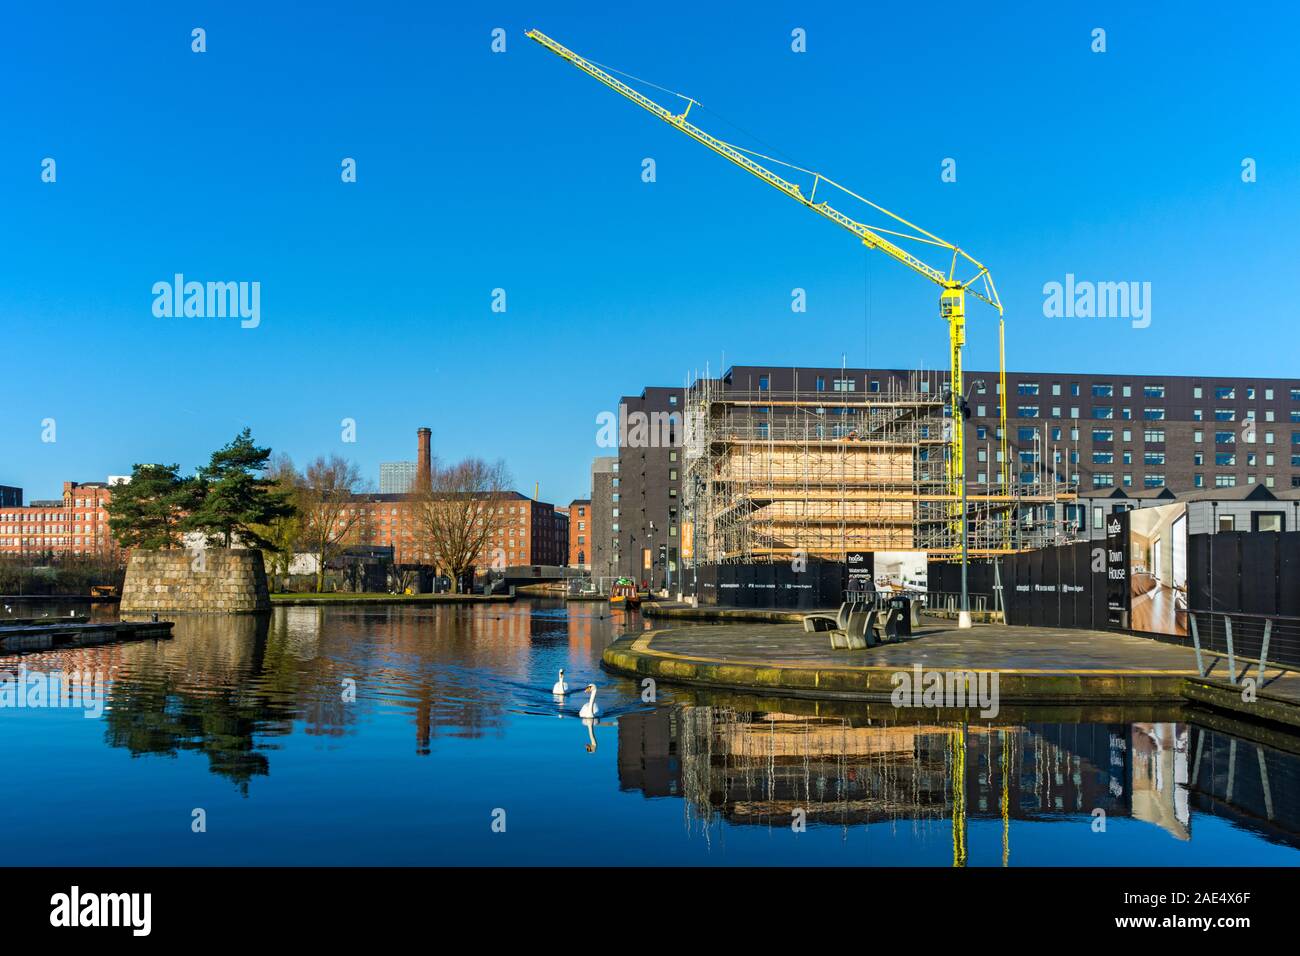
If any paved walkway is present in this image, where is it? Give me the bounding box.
[604,618,1208,704]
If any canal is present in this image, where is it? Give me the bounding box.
[1,598,1298,866]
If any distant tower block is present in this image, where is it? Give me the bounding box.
[417,427,432,486]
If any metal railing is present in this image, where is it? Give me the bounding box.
[1187,610,1300,684]
[924,591,991,616]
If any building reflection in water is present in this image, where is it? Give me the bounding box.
[2,604,624,788]
[618,706,1300,861]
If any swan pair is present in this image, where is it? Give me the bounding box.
[551,669,599,719]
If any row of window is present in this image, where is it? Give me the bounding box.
[1009,383,1299,401]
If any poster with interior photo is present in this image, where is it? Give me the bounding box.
[873,550,928,594]
[1128,502,1189,636]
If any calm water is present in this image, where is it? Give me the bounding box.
[1,598,1297,866]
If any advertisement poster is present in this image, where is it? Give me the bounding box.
[874,550,928,594]
[845,551,874,593]
[1128,502,1189,636]
[1105,511,1130,628]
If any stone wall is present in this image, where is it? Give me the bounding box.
[120,548,270,613]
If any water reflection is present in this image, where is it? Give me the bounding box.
[618,705,1300,860]
[3,600,1298,865]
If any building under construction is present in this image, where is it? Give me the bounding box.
[682,364,1080,565]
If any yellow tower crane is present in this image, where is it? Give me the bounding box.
[527,29,1010,521]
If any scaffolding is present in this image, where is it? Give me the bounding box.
[682,367,1080,564]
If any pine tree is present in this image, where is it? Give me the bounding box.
[105,463,197,549]
[183,428,296,549]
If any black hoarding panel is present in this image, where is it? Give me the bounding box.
[1281,533,1300,618]
[1006,553,1028,626]
[1239,532,1279,617]
[1209,533,1243,615]
[1041,544,1061,628]
[698,563,718,606]
[1059,544,1078,630]
[1187,534,1211,613]
[1028,547,1046,628]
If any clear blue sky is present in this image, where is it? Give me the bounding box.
[3,1,1297,505]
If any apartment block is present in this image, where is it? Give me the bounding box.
[589,456,618,580]
[614,387,686,589]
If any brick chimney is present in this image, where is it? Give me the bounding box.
[416,427,432,487]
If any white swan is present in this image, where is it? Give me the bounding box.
[578,684,599,719]
[551,668,568,696]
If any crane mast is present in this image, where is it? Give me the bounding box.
[527,28,1010,530]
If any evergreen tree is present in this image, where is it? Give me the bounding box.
[106,463,197,549]
[183,428,296,549]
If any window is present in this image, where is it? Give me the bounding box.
[1216,387,1235,399]
[758,375,769,390]
[1018,405,1039,418]
[1143,428,1164,443]
[832,378,855,392]
[1193,386,1203,399]
[1122,451,1133,465]
[1092,384,1113,397]
[1093,452,1114,464]
[1144,474,1165,488]
[1254,512,1284,533]
[1193,409,1204,421]
[1143,408,1166,420]
[1144,384,1164,398]
[1122,385,1133,398]
[1194,474,1204,488]
[976,426,987,440]
[869,379,881,393]
[1093,506,1104,530]
[1214,408,1236,421]
[1092,429,1114,443]
[1216,431,1235,445]
[1193,452,1204,466]
[1215,475,1237,488]
[1018,427,1036,442]
[816,376,825,391]
[1018,383,1039,395]
[1247,387,1256,400]
[1218,514,1236,531]
[1051,384,1061,396]
[1144,452,1165,465]
[1093,473,1115,488]
[1093,406,1113,419]
[1265,388,1274,400]
[977,405,987,417]
[1051,427,1062,441]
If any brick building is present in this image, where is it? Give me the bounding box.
[567,499,591,568]
[338,428,569,568]
[0,480,118,558]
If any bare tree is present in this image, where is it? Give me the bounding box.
[253,453,302,581]
[298,454,367,592]
[412,458,512,592]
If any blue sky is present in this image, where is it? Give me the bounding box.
[3,1,1297,505]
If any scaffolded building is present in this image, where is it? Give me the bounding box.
[682,367,1078,564]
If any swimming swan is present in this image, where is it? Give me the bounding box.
[551,669,568,696]
[578,684,599,719]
